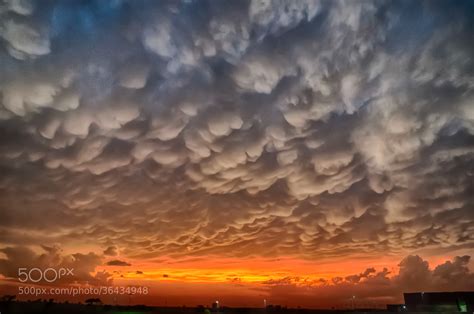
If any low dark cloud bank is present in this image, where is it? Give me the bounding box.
[0,0,473,262]
[264,255,474,306]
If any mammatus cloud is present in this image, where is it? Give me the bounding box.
[0,0,473,265]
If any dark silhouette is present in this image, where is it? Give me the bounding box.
[85,297,103,305]
[0,294,16,302]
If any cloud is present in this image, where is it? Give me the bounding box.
[103,246,118,257]
[0,19,50,59]
[0,245,112,285]
[3,0,35,16]
[262,255,474,307]
[432,255,474,289]
[0,0,473,265]
[106,259,131,267]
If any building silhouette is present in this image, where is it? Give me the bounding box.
[404,291,474,312]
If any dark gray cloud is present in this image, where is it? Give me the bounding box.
[263,255,474,307]
[0,0,473,261]
[105,259,131,266]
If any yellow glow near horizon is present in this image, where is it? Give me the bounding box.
[118,268,305,283]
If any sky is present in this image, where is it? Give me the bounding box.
[0,0,474,309]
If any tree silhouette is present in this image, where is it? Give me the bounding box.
[85,298,102,305]
[1,295,16,302]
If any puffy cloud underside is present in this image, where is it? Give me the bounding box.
[0,0,473,260]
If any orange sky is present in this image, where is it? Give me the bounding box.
[1,252,472,308]
[102,256,399,283]
[92,254,457,307]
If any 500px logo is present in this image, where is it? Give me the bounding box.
[18,268,74,283]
